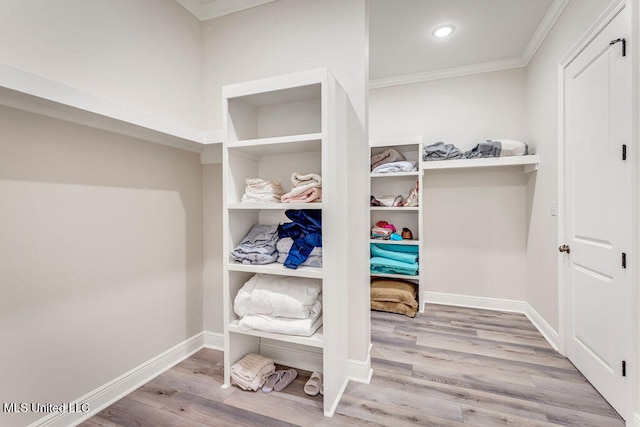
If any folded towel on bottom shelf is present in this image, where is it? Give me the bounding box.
[230,353,276,391]
[238,310,323,337]
[370,278,419,318]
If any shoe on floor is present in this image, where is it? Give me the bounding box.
[304,371,323,396]
[273,369,297,392]
[262,370,283,393]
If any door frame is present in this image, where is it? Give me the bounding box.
[556,0,637,421]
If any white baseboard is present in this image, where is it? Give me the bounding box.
[347,355,373,384]
[423,291,559,350]
[32,332,206,427]
[523,302,559,351]
[203,330,224,350]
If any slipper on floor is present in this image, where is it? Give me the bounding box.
[273,369,297,392]
[262,370,283,393]
[320,383,324,396]
[304,371,323,396]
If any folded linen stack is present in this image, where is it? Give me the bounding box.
[230,353,276,391]
[423,142,463,161]
[371,147,406,171]
[370,243,419,276]
[371,160,417,174]
[463,139,529,158]
[277,237,322,267]
[241,178,285,203]
[234,273,323,337]
[281,172,322,203]
[370,278,419,318]
[231,224,279,265]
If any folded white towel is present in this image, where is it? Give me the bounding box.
[241,178,285,203]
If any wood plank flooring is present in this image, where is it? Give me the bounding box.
[81,304,624,426]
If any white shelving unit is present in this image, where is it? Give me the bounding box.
[222,68,351,417]
[369,137,423,306]
[421,154,540,174]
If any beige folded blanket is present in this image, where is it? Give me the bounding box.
[281,172,322,203]
[370,148,406,171]
[281,187,322,203]
[230,353,275,391]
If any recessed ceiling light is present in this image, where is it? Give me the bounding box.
[433,25,455,38]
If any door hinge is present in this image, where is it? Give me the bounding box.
[622,253,627,269]
[610,38,626,57]
[622,144,627,160]
[622,361,626,377]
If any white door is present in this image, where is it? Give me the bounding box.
[562,8,630,418]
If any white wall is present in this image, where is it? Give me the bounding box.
[525,0,617,331]
[0,0,204,128]
[202,0,368,129]
[370,68,530,302]
[203,163,223,334]
[201,0,370,362]
[0,106,203,427]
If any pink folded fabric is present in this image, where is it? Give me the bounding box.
[281,187,322,203]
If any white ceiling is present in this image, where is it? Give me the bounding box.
[176,0,566,88]
[369,0,564,87]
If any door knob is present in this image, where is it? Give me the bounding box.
[559,244,571,253]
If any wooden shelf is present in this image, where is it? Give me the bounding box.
[370,206,419,212]
[222,68,326,102]
[370,171,419,178]
[369,137,422,148]
[228,202,322,210]
[227,260,323,279]
[228,133,322,156]
[228,321,324,348]
[421,155,539,173]
[0,65,217,153]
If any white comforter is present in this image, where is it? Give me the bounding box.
[234,273,322,319]
[238,310,323,337]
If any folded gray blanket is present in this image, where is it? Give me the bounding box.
[463,139,528,158]
[423,142,463,161]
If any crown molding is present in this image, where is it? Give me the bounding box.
[176,0,277,21]
[521,0,570,64]
[370,0,569,89]
[369,56,526,89]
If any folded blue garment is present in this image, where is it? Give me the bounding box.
[370,256,418,276]
[370,244,418,264]
[278,209,322,269]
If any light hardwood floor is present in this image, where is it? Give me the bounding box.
[81,304,624,426]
